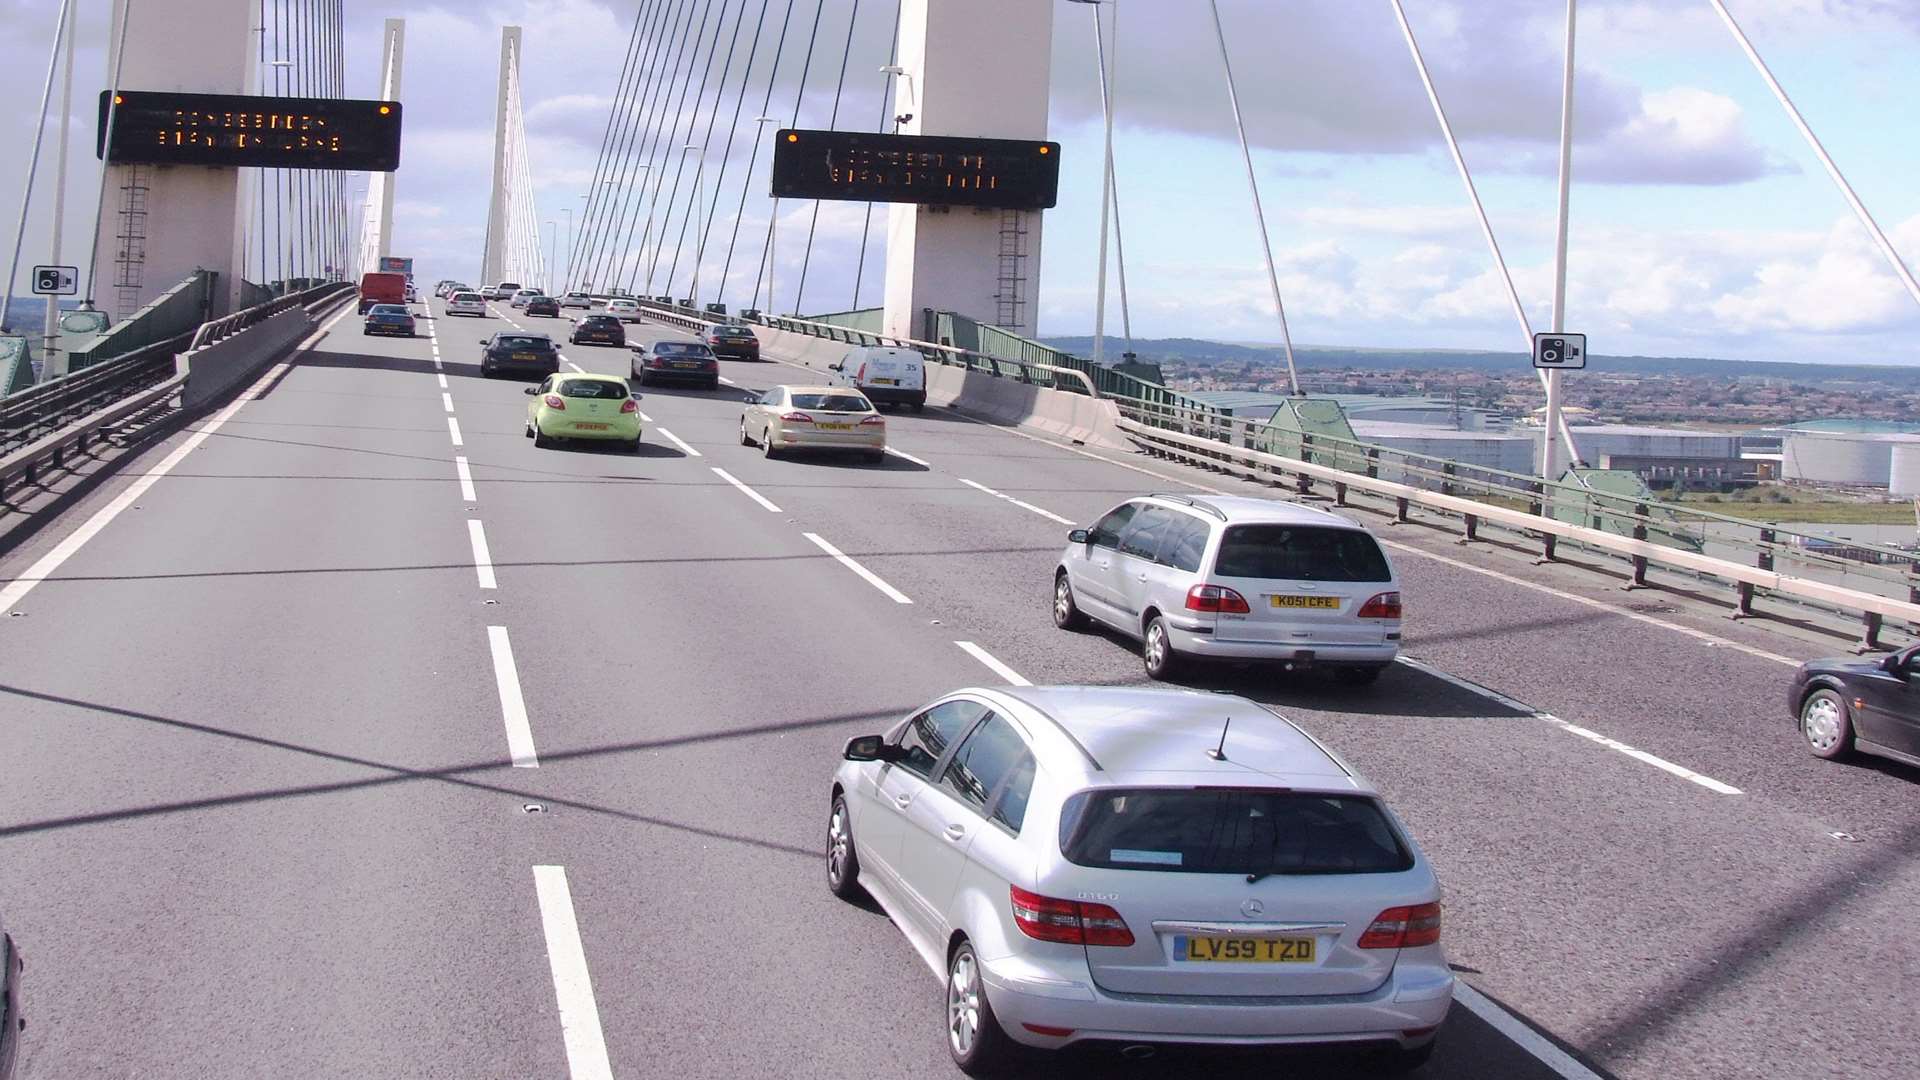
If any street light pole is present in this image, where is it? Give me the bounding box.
[42,0,77,379]
[544,220,557,296]
[1067,0,1116,368]
[561,206,573,293]
[1544,0,1576,480]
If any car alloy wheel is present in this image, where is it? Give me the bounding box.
[948,950,981,1058]
[826,795,863,900]
[1800,689,1851,759]
[739,418,755,447]
[1053,573,1087,631]
[1143,616,1179,680]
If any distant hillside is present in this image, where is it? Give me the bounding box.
[3,298,80,332]
[1037,336,1920,387]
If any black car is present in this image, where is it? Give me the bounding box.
[1790,643,1920,766]
[480,332,561,379]
[631,340,719,389]
[1,913,20,1080]
[570,315,627,347]
[526,296,561,317]
[362,304,417,337]
[703,323,760,360]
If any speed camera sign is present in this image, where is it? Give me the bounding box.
[33,265,78,296]
[1533,332,1587,370]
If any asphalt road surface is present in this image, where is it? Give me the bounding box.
[1,296,1913,1079]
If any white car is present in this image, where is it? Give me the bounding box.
[487,281,523,301]
[1055,494,1402,683]
[829,685,1451,1075]
[510,288,541,309]
[446,291,488,317]
[559,291,594,309]
[606,298,643,323]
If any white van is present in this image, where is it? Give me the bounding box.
[830,345,926,412]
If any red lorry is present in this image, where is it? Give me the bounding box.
[357,271,408,313]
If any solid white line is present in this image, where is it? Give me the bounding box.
[958,477,1076,526]
[441,392,456,413]
[884,446,930,467]
[532,866,615,1080]
[0,303,354,616]
[455,456,477,501]
[437,372,448,388]
[711,467,781,512]
[1453,983,1606,1080]
[468,519,497,589]
[955,641,1031,686]
[1394,656,1742,795]
[447,416,464,447]
[656,427,702,457]
[487,626,539,767]
[803,531,912,604]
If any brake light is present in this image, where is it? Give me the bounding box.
[619,398,638,414]
[648,356,667,367]
[780,412,814,424]
[1009,886,1134,947]
[1357,591,1402,619]
[859,415,885,426]
[1358,902,1441,949]
[1185,584,1250,614]
[543,394,565,409]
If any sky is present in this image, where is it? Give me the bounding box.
[3,0,1919,366]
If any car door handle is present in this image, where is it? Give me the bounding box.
[893,794,913,809]
[944,824,967,841]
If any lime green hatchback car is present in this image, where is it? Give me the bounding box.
[524,373,643,451]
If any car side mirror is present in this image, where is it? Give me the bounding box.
[1888,653,1915,679]
[523,387,537,395]
[843,735,899,762]
[479,338,489,344]
[829,363,843,371]
[1068,529,1090,544]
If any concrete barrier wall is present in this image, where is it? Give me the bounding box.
[178,307,314,410]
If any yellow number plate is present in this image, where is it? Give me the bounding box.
[574,422,609,431]
[870,377,898,385]
[1178,936,1316,963]
[1270,595,1339,609]
[817,422,853,431]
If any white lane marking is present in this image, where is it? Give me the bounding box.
[441,392,456,413]
[447,416,464,447]
[957,477,1075,526]
[437,372,448,388]
[656,427,702,457]
[956,641,1031,686]
[532,866,615,1080]
[636,409,653,423]
[1395,656,1743,795]
[711,467,781,512]
[718,375,735,385]
[0,304,354,616]
[468,519,497,589]
[883,446,930,467]
[455,456,477,501]
[1453,982,1606,1080]
[803,532,913,604]
[487,626,539,767]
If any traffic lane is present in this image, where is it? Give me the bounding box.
[0,321,568,1076]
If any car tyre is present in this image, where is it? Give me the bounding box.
[705,378,720,391]
[1336,665,1386,687]
[625,436,643,454]
[866,450,886,465]
[1363,1039,1436,1076]
[912,401,925,414]
[533,427,552,449]
[761,428,781,459]
[826,794,864,901]
[947,939,1017,1076]
[1800,688,1853,760]
[524,422,535,439]
[739,419,756,447]
[1053,572,1089,631]
[1142,614,1182,680]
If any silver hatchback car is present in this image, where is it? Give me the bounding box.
[1055,494,1402,684]
[828,686,1452,1075]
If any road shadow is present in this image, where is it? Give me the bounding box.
[536,438,683,459]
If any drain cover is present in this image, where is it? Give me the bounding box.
[522,803,546,814]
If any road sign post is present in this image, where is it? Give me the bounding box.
[32,265,78,295]
[1534,332,1585,480]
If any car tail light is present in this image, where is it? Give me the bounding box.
[648,356,667,367]
[1358,902,1441,949]
[780,411,814,424]
[619,398,639,414]
[1357,591,1402,619]
[1185,584,1251,614]
[543,394,565,409]
[1009,886,1134,947]
[859,415,885,426]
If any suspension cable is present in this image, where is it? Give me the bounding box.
[791,0,861,315]
[663,0,756,297]
[606,0,712,292]
[572,0,659,290]
[683,0,777,307]
[719,0,797,307]
[752,0,828,314]
[850,0,902,310]
[641,0,739,293]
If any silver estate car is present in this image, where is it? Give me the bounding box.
[828,686,1452,1075]
[1055,495,1402,684]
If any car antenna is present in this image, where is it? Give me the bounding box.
[1206,717,1231,761]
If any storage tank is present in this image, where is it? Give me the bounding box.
[1781,432,1912,486]
[1350,422,1535,489]
[1891,442,1920,496]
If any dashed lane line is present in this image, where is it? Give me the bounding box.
[636,409,654,423]
[467,519,497,590]
[487,626,539,768]
[656,428,702,457]
[803,532,912,604]
[447,417,465,447]
[1395,656,1743,795]
[455,456,477,502]
[441,392,456,413]
[711,467,781,512]
[437,372,448,388]
[531,866,615,1080]
[955,641,1031,686]
[957,478,1075,526]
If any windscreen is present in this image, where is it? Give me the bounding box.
[1213,525,1391,583]
[558,379,628,399]
[790,393,871,412]
[655,342,714,357]
[499,336,551,350]
[369,305,407,315]
[452,293,481,302]
[1059,789,1411,876]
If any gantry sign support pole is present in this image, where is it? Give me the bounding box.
[482,27,523,287]
[1543,0,1576,482]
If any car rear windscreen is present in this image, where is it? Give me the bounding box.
[1059,789,1412,876]
[655,342,713,356]
[452,293,481,301]
[499,336,550,350]
[790,393,871,412]
[558,379,628,399]
[1213,525,1391,582]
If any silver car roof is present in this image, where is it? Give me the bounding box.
[1140,493,1362,529]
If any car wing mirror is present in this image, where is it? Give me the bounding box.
[843,735,900,762]
[479,338,490,344]
[828,363,843,371]
[1068,528,1090,544]
[523,387,538,395]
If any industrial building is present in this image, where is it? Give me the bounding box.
[1781,431,1920,487]
[1349,421,1535,480]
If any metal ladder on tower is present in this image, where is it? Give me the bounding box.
[993,209,1029,330]
[113,164,151,318]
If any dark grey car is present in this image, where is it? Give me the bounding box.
[1790,643,1920,766]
